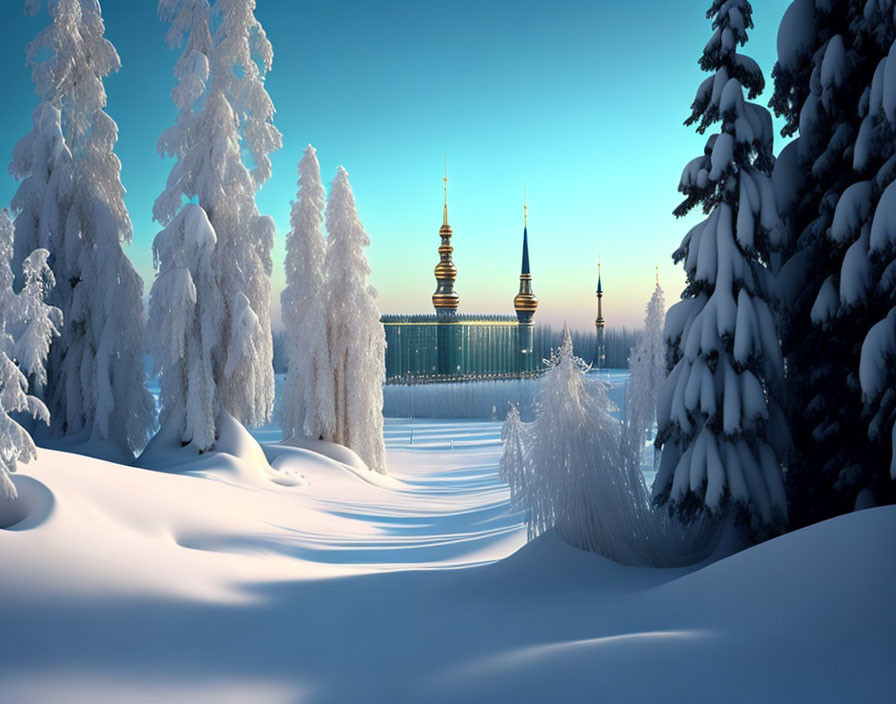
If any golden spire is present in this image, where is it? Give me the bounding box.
[443,153,448,227]
[434,154,459,315]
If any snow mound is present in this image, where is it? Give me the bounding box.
[0,474,54,530]
[138,411,307,488]
[273,437,402,490]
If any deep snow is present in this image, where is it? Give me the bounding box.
[0,417,893,703]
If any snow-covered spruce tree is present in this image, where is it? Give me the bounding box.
[9,102,72,293]
[0,210,60,501]
[852,5,896,506]
[149,205,224,452]
[769,0,896,524]
[16,249,63,396]
[623,278,666,465]
[499,404,536,532]
[325,167,386,473]
[280,145,335,442]
[155,0,281,431]
[655,0,789,537]
[10,0,154,457]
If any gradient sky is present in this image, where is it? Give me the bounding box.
[0,0,790,331]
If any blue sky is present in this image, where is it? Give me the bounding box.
[0,0,790,331]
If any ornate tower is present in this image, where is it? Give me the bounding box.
[514,186,538,362]
[432,157,459,317]
[595,256,605,369]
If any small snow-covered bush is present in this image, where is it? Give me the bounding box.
[500,329,715,566]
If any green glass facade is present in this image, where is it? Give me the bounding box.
[382,314,549,383]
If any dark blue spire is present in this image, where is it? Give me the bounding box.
[597,274,602,294]
[521,226,530,275]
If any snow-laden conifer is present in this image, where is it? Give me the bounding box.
[149,205,224,451]
[9,103,72,292]
[0,210,59,501]
[325,167,386,473]
[11,0,154,456]
[16,248,62,394]
[624,279,666,466]
[655,0,788,535]
[768,0,896,523]
[280,145,335,442]
[155,0,281,430]
[849,7,896,495]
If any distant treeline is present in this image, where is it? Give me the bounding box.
[272,326,642,374]
[540,327,642,370]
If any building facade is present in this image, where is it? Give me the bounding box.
[382,169,546,383]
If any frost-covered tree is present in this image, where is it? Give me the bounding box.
[655,0,788,537]
[624,277,666,464]
[9,103,72,292]
[10,0,154,457]
[503,328,626,549]
[16,248,63,395]
[770,0,896,521]
[149,205,224,451]
[499,329,715,565]
[155,0,281,431]
[0,210,60,501]
[325,167,386,473]
[499,404,535,530]
[280,145,335,442]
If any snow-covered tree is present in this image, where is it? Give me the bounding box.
[499,403,534,530]
[155,0,281,431]
[655,0,788,537]
[0,210,59,501]
[10,0,154,457]
[770,0,896,521]
[499,328,717,565]
[853,7,896,505]
[16,248,63,394]
[624,278,666,464]
[280,145,335,442]
[149,205,224,451]
[502,328,626,548]
[325,167,386,474]
[9,103,72,292]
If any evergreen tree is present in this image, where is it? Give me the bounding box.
[0,210,59,501]
[148,205,224,451]
[10,0,154,457]
[624,278,666,464]
[280,145,335,442]
[770,0,896,522]
[325,167,387,474]
[655,0,788,536]
[155,0,281,431]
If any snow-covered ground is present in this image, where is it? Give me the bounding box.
[1,414,893,702]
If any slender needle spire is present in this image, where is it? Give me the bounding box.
[443,153,448,226]
[656,265,659,286]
